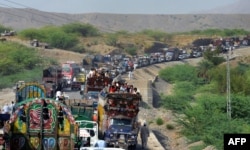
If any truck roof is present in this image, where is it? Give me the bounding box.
[106,92,141,100]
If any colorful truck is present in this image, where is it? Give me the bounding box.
[42,65,66,98]
[98,92,141,150]
[3,98,78,150]
[15,82,47,103]
[64,98,99,148]
[80,75,112,106]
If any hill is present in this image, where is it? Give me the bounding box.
[1,7,250,33]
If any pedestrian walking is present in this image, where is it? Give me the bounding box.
[128,71,133,80]
[140,122,150,149]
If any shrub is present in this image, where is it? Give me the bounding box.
[0,42,42,75]
[105,34,118,46]
[156,118,164,126]
[125,46,137,56]
[62,23,99,37]
[159,64,197,83]
[70,44,86,53]
[166,124,175,130]
[47,31,78,49]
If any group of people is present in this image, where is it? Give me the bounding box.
[1,101,15,114]
[87,68,111,79]
[104,81,140,95]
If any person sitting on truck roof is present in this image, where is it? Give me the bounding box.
[104,71,110,77]
[127,85,133,93]
[109,85,116,93]
[56,91,61,100]
[120,84,127,92]
[8,101,15,114]
[87,68,95,78]
[108,99,116,107]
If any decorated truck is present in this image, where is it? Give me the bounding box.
[15,82,47,103]
[98,92,141,150]
[80,75,112,106]
[69,74,112,147]
[10,81,103,150]
[3,98,78,150]
[42,65,66,98]
[64,98,99,148]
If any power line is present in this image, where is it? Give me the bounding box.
[2,0,78,23]
[0,3,54,25]
[1,0,110,32]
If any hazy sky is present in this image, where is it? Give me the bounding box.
[1,0,238,14]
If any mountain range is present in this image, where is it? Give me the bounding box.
[0,0,250,33]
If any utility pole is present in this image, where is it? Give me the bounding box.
[226,47,231,120]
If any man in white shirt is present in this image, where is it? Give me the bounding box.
[1,104,9,114]
[94,140,106,148]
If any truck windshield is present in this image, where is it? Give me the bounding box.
[86,91,99,99]
[112,118,132,126]
[166,52,173,56]
[62,67,71,73]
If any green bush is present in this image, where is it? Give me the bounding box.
[0,25,12,33]
[105,34,118,46]
[0,42,42,75]
[156,118,164,126]
[47,31,78,49]
[62,22,99,37]
[166,124,175,130]
[69,44,86,53]
[18,28,46,40]
[125,46,137,56]
[140,29,170,42]
[159,64,197,83]
[161,94,190,113]
[0,41,57,88]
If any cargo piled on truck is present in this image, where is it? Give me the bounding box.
[98,83,141,150]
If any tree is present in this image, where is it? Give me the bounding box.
[197,60,214,83]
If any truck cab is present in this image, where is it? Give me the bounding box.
[104,117,139,149]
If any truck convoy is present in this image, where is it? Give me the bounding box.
[1,64,140,150]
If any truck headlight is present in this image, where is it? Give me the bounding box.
[130,135,136,139]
